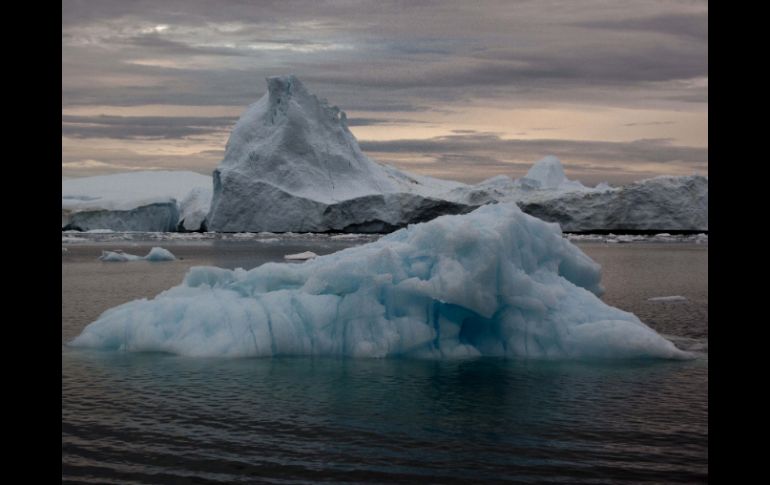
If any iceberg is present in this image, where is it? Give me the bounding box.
[71,203,690,360]
[62,171,212,232]
[648,296,687,302]
[515,174,708,232]
[206,75,468,233]
[518,155,592,192]
[447,157,707,232]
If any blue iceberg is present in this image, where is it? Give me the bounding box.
[71,203,690,359]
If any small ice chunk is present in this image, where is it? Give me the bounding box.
[284,251,318,260]
[648,296,687,302]
[99,250,143,262]
[144,247,176,261]
[99,247,176,262]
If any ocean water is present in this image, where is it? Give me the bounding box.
[62,239,707,483]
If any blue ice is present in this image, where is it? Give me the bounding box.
[72,203,690,359]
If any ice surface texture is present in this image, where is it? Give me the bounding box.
[72,203,689,360]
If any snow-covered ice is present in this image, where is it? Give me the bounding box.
[284,251,318,260]
[62,171,212,232]
[206,75,468,233]
[71,203,690,360]
[447,157,707,232]
[514,174,708,232]
[99,247,176,262]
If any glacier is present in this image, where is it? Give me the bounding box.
[71,203,690,360]
[62,171,212,232]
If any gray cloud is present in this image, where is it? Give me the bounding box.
[63,0,708,106]
[361,133,706,164]
[62,0,707,182]
[362,133,707,183]
[622,121,675,127]
[62,115,237,139]
[576,12,708,41]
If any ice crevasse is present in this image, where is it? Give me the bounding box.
[71,203,691,360]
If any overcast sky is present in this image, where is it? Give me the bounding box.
[62,0,707,185]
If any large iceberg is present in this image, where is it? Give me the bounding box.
[447,157,707,232]
[62,171,212,232]
[514,174,708,232]
[71,203,690,360]
[207,75,467,233]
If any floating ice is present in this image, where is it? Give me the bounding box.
[284,251,318,260]
[207,75,466,233]
[515,174,708,232]
[144,247,177,261]
[648,296,687,302]
[62,171,212,232]
[72,203,690,360]
[99,247,176,262]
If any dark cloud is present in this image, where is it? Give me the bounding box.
[576,12,708,41]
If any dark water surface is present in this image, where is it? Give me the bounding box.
[62,240,707,483]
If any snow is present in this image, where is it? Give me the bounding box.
[520,155,588,191]
[284,251,318,260]
[99,247,176,262]
[648,296,687,302]
[207,75,468,233]
[71,203,690,360]
[62,171,212,232]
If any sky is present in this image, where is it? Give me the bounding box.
[62,0,707,185]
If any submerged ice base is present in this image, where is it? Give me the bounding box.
[71,203,690,360]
